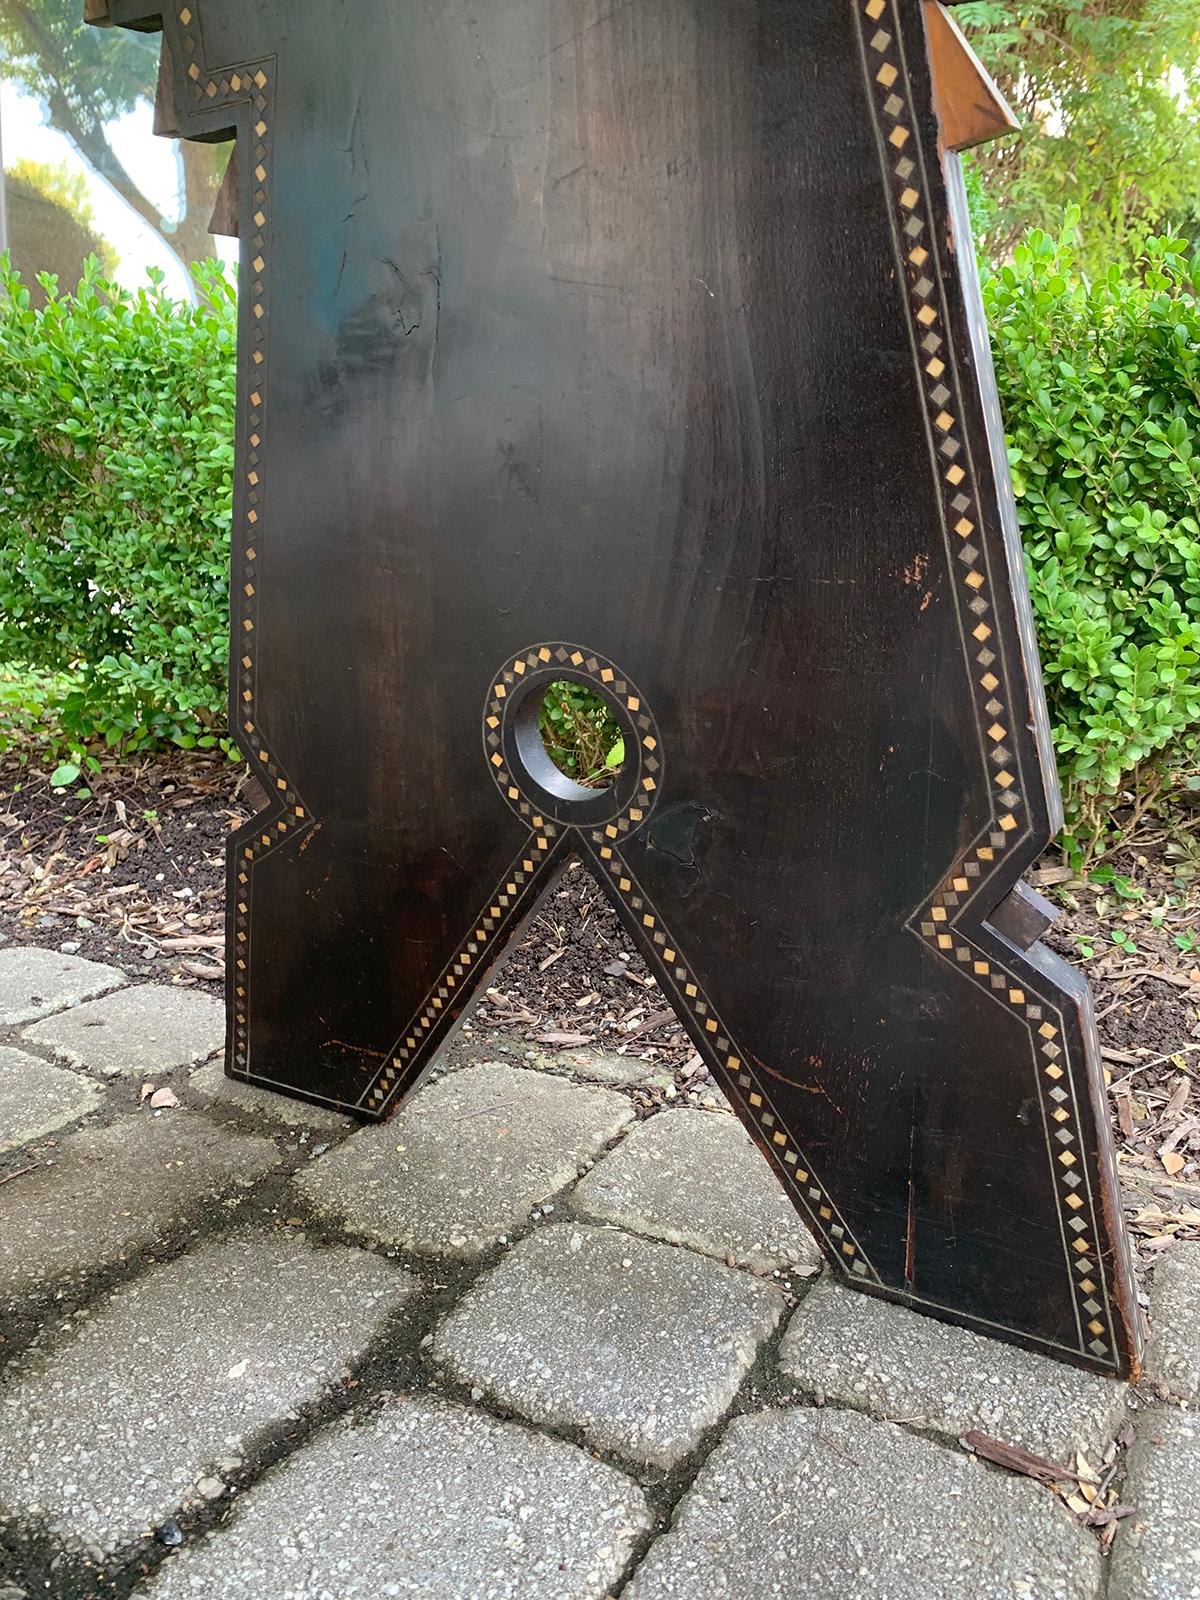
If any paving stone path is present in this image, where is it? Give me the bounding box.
[0,945,1197,1598]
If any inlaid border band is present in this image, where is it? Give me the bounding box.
[851,0,1117,1365]
[145,0,1125,1368]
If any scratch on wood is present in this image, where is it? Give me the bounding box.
[322,1038,388,1061]
[761,1055,847,1118]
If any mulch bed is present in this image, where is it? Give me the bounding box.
[0,754,247,992]
[3,751,1199,1277]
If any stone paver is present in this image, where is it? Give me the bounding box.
[572,1108,821,1274]
[0,947,125,1026]
[623,1406,1100,1600]
[779,1276,1128,1460]
[23,985,224,1078]
[1144,1242,1200,1403]
[295,1064,634,1258]
[432,1223,785,1468]
[0,939,1189,1597]
[1110,1407,1200,1600]
[0,1113,281,1306]
[455,1040,732,1104]
[527,1046,675,1093]
[138,1394,649,1600]
[0,1233,417,1554]
[459,1029,731,1097]
[189,1060,352,1130]
[0,1047,102,1153]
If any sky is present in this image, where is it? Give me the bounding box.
[2,76,234,301]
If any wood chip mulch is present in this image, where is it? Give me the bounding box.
[3,751,1199,1284]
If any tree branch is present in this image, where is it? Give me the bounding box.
[1,0,173,247]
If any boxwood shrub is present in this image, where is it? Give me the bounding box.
[0,254,236,760]
[982,217,1200,814]
[3,230,1199,826]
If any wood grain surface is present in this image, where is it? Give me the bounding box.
[95,0,1141,1377]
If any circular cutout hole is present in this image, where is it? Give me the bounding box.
[486,647,659,828]
[507,678,627,809]
[535,680,624,795]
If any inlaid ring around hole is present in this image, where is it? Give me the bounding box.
[483,643,663,830]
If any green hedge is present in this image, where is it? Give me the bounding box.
[3,236,1199,817]
[0,254,236,760]
[982,217,1200,809]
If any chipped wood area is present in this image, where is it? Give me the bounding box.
[207,147,239,238]
[923,0,1019,152]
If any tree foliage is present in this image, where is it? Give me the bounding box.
[5,159,117,303]
[0,0,223,272]
[958,0,1200,269]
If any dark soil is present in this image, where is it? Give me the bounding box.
[473,860,692,1062]
[3,752,1199,1273]
[0,754,254,994]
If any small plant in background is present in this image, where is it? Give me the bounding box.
[0,664,73,755]
[538,681,624,787]
[1088,864,1145,903]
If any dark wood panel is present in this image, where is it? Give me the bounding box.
[95,0,1141,1378]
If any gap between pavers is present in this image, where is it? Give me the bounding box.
[779,1276,1129,1461]
[135,1393,651,1600]
[0,1231,419,1556]
[0,1112,281,1309]
[1109,1406,1200,1600]
[294,1062,635,1258]
[428,1030,672,1090]
[1142,1241,1200,1404]
[22,985,225,1079]
[523,1045,676,1093]
[0,1046,102,1154]
[188,1060,352,1131]
[0,948,126,1027]
[431,1222,786,1469]
[621,1406,1102,1600]
[571,1107,822,1274]
[440,1035,730,1108]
